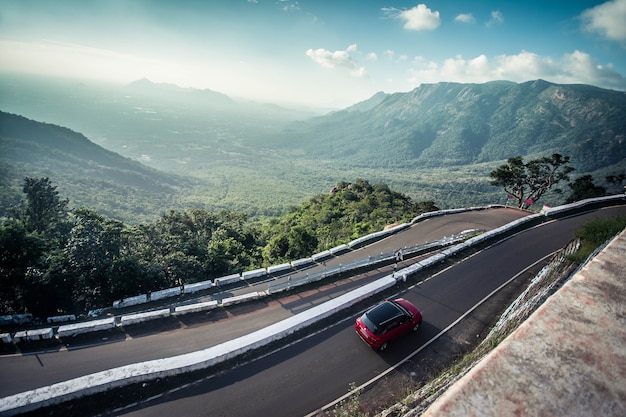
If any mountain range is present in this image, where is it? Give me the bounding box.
[271,80,626,172]
[1,75,624,223]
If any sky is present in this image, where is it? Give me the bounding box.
[1,0,625,108]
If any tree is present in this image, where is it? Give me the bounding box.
[64,208,125,309]
[0,222,46,313]
[17,177,69,237]
[606,173,626,195]
[490,154,574,209]
[261,226,318,264]
[565,175,607,203]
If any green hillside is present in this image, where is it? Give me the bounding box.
[1,76,624,222]
[0,112,192,222]
[270,80,626,172]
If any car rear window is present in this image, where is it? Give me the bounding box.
[359,313,379,334]
[362,301,403,335]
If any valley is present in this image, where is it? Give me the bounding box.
[1,75,625,223]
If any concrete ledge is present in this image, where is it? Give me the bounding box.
[421,229,626,417]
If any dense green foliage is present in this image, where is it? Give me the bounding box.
[260,179,438,262]
[565,175,607,203]
[0,177,433,318]
[490,154,575,209]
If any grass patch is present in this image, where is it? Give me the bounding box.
[568,215,626,262]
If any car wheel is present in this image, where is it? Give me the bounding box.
[379,342,388,351]
[412,323,420,332]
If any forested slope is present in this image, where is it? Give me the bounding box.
[272,80,626,172]
[0,111,192,222]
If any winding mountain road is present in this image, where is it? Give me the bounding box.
[0,207,525,399]
[2,205,625,416]
[118,205,626,417]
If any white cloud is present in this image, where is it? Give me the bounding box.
[581,0,626,43]
[407,50,626,90]
[487,10,504,27]
[384,4,441,31]
[367,52,378,61]
[278,0,300,12]
[306,45,368,77]
[455,13,475,24]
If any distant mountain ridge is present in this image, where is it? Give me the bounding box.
[1,76,624,222]
[276,80,626,172]
[124,78,318,119]
[126,78,237,108]
[0,111,190,222]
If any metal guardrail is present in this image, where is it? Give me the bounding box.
[267,230,480,294]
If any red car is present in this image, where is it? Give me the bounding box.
[355,298,422,351]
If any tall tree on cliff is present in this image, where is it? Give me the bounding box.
[490,154,574,209]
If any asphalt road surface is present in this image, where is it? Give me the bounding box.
[0,207,526,398]
[2,205,625,417]
[116,205,626,417]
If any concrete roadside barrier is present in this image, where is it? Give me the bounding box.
[173,300,219,315]
[113,294,148,309]
[214,272,244,287]
[150,287,181,302]
[220,292,265,307]
[267,263,292,275]
[120,309,171,327]
[542,194,625,217]
[329,244,349,255]
[0,275,397,416]
[291,257,314,268]
[47,315,76,324]
[57,318,116,338]
[13,328,54,342]
[182,280,213,294]
[240,269,265,281]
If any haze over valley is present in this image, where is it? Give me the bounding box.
[1,1,626,222]
[1,74,625,223]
